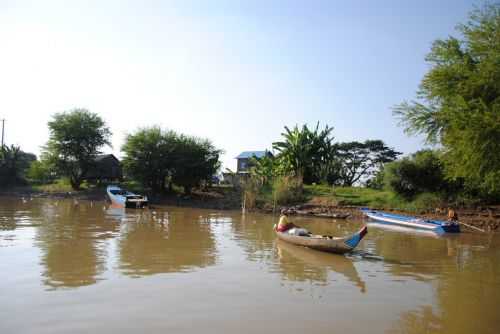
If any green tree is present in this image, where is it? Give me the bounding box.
[121,127,176,193]
[335,140,400,186]
[272,123,334,185]
[42,109,111,190]
[171,135,221,194]
[122,127,221,194]
[393,4,500,200]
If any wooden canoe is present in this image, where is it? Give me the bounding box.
[275,225,367,254]
[313,212,351,219]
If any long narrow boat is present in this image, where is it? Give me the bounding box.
[275,225,367,254]
[361,208,460,234]
[106,185,148,208]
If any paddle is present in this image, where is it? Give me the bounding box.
[457,221,486,233]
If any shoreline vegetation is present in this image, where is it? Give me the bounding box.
[1,183,499,231]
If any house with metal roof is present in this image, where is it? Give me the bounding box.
[235,150,272,173]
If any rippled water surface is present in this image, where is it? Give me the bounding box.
[1,197,499,333]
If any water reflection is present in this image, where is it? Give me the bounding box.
[231,213,276,262]
[0,196,43,232]
[1,197,500,334]
[276,239,366,292]
[367,225,497,281]
[389,242,500,334]
[365,226,500,334]
[35,200,119,289]
[117,208,218,276]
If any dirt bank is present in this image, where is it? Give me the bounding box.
[2,186,498,231]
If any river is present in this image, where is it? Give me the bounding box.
[0,197,499,333]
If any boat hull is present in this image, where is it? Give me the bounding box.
[361,209,460,234]
[276,225,367,254]
[106,185,148,209]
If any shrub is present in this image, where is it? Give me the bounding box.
[273,176,304,205]
[27,160,55,184]
[384,150,452,200]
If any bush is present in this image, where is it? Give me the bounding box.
[27,160,55,184]
[384,150,452,200]
[412,192,443,211]
[273,176,304,205]
[242,177,260,210]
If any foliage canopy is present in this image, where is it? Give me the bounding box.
[335,140,401,186]
[121,127,221,194]
[272,123,334,185]
[0,145,36,186]
[393,4,500,199]
[42,109,111,189]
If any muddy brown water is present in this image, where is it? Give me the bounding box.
[0,197,499,334]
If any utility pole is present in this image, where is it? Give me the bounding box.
[1,119,4,148]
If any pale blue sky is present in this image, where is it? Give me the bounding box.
[0,0,475,170]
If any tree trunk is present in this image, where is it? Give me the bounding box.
[70,176,81,190]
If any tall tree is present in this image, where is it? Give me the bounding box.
[393,4,500,199]
[43,109,111,189]
[335,140,400,186]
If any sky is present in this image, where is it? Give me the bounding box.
[0,0,476,171]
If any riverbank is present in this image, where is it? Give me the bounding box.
[273,185,500,231]
[274,203,500,232]
[0,185,242,210]
[2,185,499,231]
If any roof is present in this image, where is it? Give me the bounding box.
[235,151,269,159]
[95,154,119,162]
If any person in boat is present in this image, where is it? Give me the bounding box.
[276,209,310,236]
[447,208,459,223]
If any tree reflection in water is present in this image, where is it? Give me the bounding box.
[35,200,119,289]
[118,208,217,276]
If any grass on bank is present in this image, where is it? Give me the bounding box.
[28,177,446,213]
[31,178,89,193]
[304,184,446,212]
[252,182,446,213]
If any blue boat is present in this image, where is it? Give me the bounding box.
[361,208,460,234]
[106,185,148,208]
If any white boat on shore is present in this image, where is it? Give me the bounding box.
[106,185,148,208]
